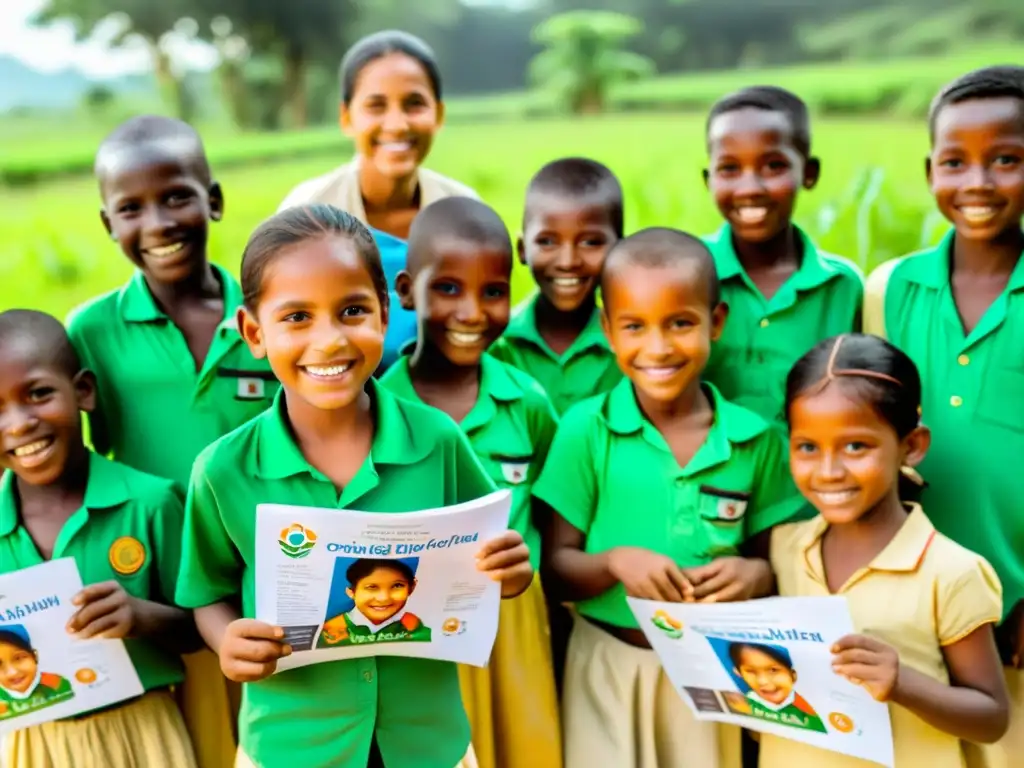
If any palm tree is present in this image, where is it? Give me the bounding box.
[529,11,657,115]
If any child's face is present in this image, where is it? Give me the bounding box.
[100,147,223,285]
[788,385,928,525]
[735,647,796,705]
[601,264,725,404]
[929,97,1024,242]
[520,195,618,313]
[0,342,93,486]
[401,238,512,367]
[346,566,413,625]
[706,108,816,243]
[341,53,443,182]
[239,237,386,412]
[0,642,38,694]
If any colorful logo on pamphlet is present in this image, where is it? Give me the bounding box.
[828,712,855,733]
[278,524,318,559]
[442,617,465,636]
[651,609,684,639]
[74,668,97,684]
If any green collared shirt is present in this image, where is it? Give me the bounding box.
[488,294,622,415]
[380,354,558,569]
[865,229,1024,620]
[0,453,186,694]
[703,224,864,423]
[66,266,279,487]
[176,382,496,768]
[533,379,804,628]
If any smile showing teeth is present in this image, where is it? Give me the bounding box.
[815,490,858,505]
[378,141,413,152]
[12,439,52,457]
[959,205,999,224]
[303,362,354,378]
[447,331,483,346]
[735,207,769,225]
[146,242,185,258]
[637,366,681,379]
[551,277,584,288]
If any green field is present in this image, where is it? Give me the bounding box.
[0,112,947,319]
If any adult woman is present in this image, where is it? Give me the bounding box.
[279,30,478,372]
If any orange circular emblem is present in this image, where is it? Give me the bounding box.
[109,536,146,575]
[442,618,461,633]
[828,712,855,733]
[75,668,97,684]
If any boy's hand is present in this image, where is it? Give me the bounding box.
[66,582,136,640]
[995,599,1024,668]
[684,557,773,603]
[831,634,900,702]
[219,619,291,683]
[607,547,693,602]
[477,531,533,598]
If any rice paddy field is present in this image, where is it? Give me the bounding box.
[0,112,948,318]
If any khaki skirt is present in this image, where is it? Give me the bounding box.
[3,689,197,768]
[177,649,241,768]
[964,666,1024,768]
[562,614,741,768]
[458,575,562,768]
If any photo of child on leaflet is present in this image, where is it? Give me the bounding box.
[316,558,432,647]
[0,625,74,719]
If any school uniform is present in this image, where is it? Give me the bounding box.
[488,295,622,415]
[277,159,481,373]
[864,230,1024,768]
[65,264,277,768]
[532,379,805,768]
[380,354,562,768]
[766,506,1003,768]
[703,224,864,424]
[0,454,197,768]
[175,383,497,768]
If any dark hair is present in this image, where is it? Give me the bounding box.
[340,30,442,105]
[928,65,1024,141]
[406,196,512,275]
[0,310,82,378]
[600,227,720,308]
[785,334,925,500]
[524,158,624,238]
[346,558,416,586]
[728,642,793,671]
[94,114,211,184]
[0,628,34,654]
[240,204,388,313]
[706,85,812,157]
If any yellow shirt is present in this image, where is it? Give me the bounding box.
[765,505,1002,768]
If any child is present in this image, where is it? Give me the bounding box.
[0,309,199,768]
[727,643,826,733]
[319,559,430,646]
[174,203,533,768]
[0,626,74,715]
[65,114,277,768]
[863,65,1024,768]
[489,158,624,416]
[702,86,863,424]
[380,196,562,768]
[767,333,1009,767]
[534,228,806,768]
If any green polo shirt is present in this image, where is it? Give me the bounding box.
[66,266,279,487]
[533,379,804,628]
[0,453,186,695]
[176,382,496,768]
[488,294,622,415]
[703,224,864,423]
[380,354,558,569]
[865,229,1024,621]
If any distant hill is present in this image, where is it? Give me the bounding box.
[0,56,155,113]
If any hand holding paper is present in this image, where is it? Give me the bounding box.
[831,634,900,702]
[66,582,136,639]
[220,619,292,683]
[684,558,774,603]
[476,530,532,598]
[608,547,693,602]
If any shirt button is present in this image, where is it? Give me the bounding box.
[950,395,963,407]
[957,354,970,366]
[759,319,770,328]
[363,670,374,682]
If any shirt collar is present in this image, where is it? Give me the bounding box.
[0,453,132,538]
[901,229,1024,293]
[249,380,433,481]
[503,294,610,356]
[706,223,842,291]
[118,264,243,324]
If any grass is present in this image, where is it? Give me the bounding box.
[0,112,946,319]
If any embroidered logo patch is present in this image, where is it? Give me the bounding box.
[237,378,265,399]
[717,498,747,521]
[109,536,146,575]
[500,461,530,485]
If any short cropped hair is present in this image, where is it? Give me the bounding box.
[406,197,512,275]
[94,115,211,184]
[524,158,624,238]
[0,310,82,379]
[928,65,1024,141]
[706,85,811,157]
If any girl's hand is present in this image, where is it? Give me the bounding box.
[684,557,773,603]
[607,547,692,602]
[477,531,533,598]
[995,599,1024,668]
[219,619,291,683]
[832,634,900,702]
[66,582,136,639]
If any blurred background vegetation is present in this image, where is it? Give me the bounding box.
[1,0,1021,315]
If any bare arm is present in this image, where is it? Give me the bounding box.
[195,601,241,655]
[540,501,617,603]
